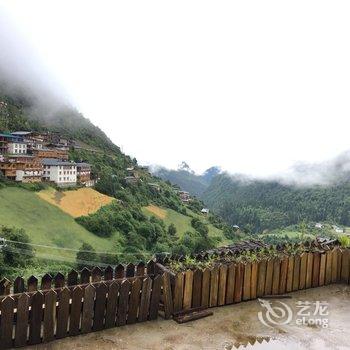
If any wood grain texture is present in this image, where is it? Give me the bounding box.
[225,263,236,304]
[218,265,228,306]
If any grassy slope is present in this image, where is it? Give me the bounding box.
[37,187,115,218]
[143,205,229,245]
[0,187,121,260]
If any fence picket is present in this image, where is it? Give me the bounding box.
[218,265,228,306]
[139,277,152,322]
[331,249,338,283]
[209,267,219,307]
[69,286,84,336]
[105,282,120,328]
[265,260,273,295]
[56,288,71,338]
[128,279,141,324]
[117,280,131,326]
[341,249,350,284]
[279,258,288,294]
[14,293,29,347]
[325,250,332,285]
[43,290,56,343]
[68,270,79,287]
[104,266,114,281]
[0,296,14,349]
[272,259,280,295]
[115,264,125,279]
[299,253,307,289]
[286,257,294,292]
[149,275,162,320]
[28,291,43,345]
[192,269,203,308]
[81,285,95,333]
[162,273,173,319]
[226,263,236,304]
[292,255,300,291]
[183,270,194,310]
[14,277,25,294]
[257,260,266,297]
[91,267,102,283]
[305,252,313,289]
[93,283,108,331]
[234,264,243,302]
[243,263,251,301]
[312,252,320,287]
[174,273,184,312]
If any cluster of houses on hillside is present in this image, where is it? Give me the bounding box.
[0,131,94,187]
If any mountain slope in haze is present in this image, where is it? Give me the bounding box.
[202,172,350,233]
[153,163,221,197]
[0,84,231,278]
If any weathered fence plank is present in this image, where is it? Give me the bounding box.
[41,274,52,291]
[81,285,95,333]
[93,283,108,331]
[292,255,300,292]
[56,288,70,339]
[286,256,294,293]
[341,249,350,284]
[104,266,114,281]
[14,277,25,294]
[331,249,338,283]
[209,267,219,307]
[27,276,38,292]
[319,253,326,287]
[91,267,103,283]
[183,270,194,310]
[80,268,91,285]
[279,258,288,294]
[257,260,266,297]
[226,263,236,304]
[115,264,125,279]
[149,275,162,320]
[299,253,307,289]
[325,250,333,285]
[54,273,65,289]
[139,277,152,322]
[68,270,79,287]
[0,296,14,349]
[250,262,258,299]
[305,252,313,289]
[105,282,119,328]
[136,262,146,277]
[265,260,273,295]
[126,263,135,278]
[69,286,84,336]
[243,263,251,301]
[312,252,320,288]
[28,291,44,345]
[218,265,228,306]
[192,269,203,308]
[201,269,210,308]
[162,273,173,319]
[14,293,30,348]
[234,264,244,303]
[174,272,184,312]
[117,280,131,326]
[128,279,141,324]
[272,259,280,295]
[43,290,56,343]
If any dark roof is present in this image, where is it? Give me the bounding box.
[11,131,32,136]
[76,162,91,167]
[42,158,77,166]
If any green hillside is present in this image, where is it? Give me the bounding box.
[0,187,121,260]
[142,205,228,244]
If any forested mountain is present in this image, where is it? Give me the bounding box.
[202,173,350,233]
[153,164,221,197]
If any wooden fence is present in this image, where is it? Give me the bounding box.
[169,247,349,312]
[0,261,156,297]
[0,272,174,349]
[1,248,349,349]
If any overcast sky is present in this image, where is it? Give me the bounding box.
[1,1,350,176]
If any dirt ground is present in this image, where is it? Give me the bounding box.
[144,205,167,219]
[27,285,350,350]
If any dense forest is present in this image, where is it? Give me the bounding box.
[203,173,350,233]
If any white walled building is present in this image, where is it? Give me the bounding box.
[42,158,77,187]
[7,142,27,154]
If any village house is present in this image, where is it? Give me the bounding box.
[178,190,190,203]
[201,208,210,215]
[15,160,43,183]
[124,176,139,185]
[32,147,69,160]
[76,162,94,187]
[42,158,77,187]
[0,133,23,154]
[7,141,27,155]
[148,182,161,192]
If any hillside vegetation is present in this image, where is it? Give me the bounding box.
[203,173,350,233]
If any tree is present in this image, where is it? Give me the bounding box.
[168,223,177,236]
[76,243,99,270]
[1,226,34,267]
